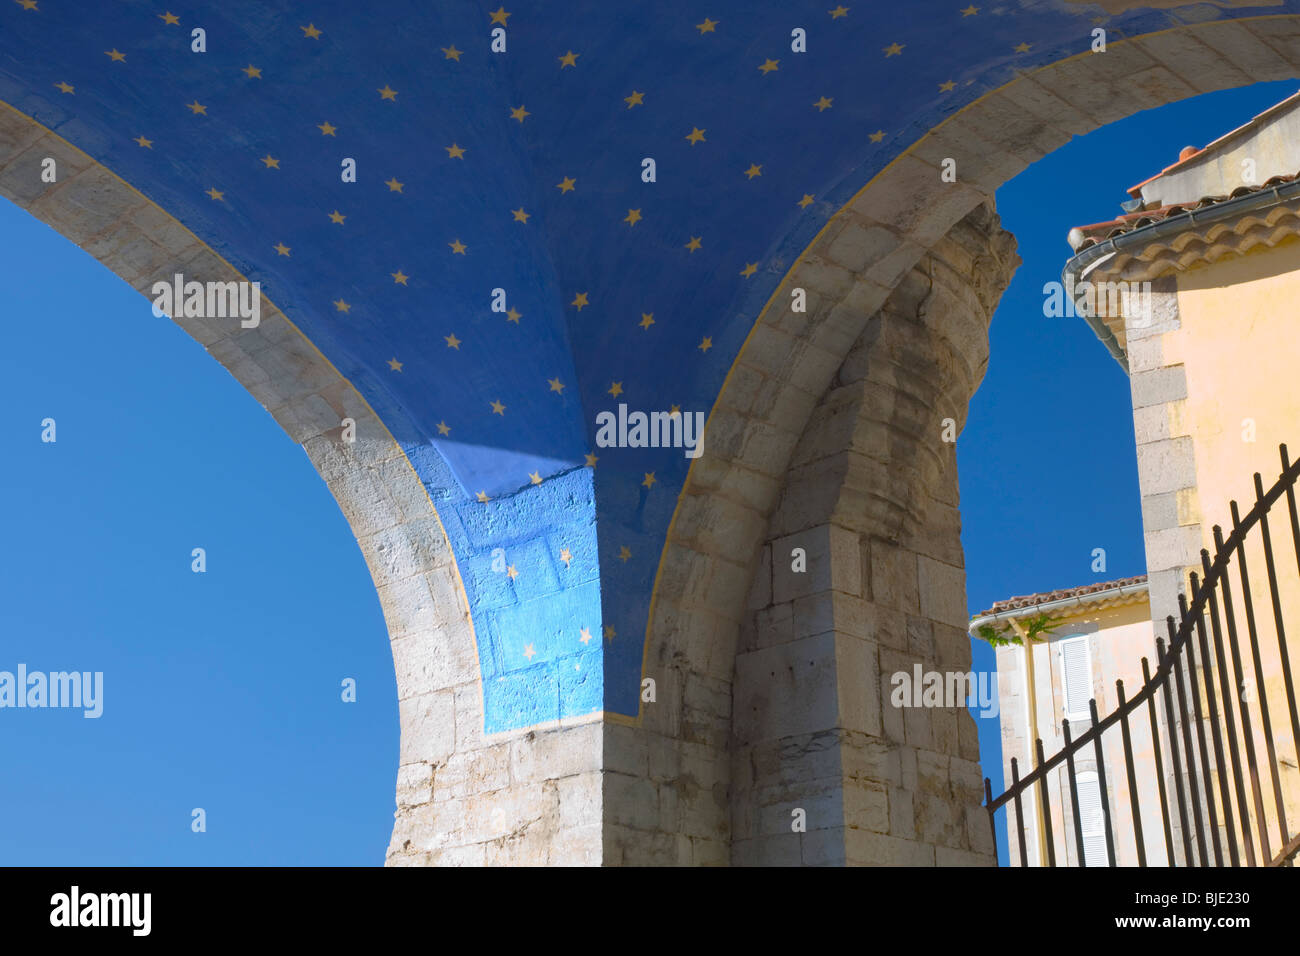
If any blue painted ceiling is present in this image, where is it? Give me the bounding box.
[3,0,1292,729]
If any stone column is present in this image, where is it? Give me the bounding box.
[731,204,1018,865]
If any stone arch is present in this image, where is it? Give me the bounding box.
[633,15,1300,864]
[0,101,490,863]
[7,12,1300,865]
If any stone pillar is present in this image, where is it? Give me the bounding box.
[731,204,1019,865]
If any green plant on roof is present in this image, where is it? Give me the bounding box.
[976,611,1070,647]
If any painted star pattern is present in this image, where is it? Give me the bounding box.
[0,0,1194,730]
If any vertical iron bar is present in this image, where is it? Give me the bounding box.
[1158,636,1194,865]
[1090,698,1117,867]
[985,778,998,867]
[1035,738,1056,867]
[1169,614,1208,866]
[1254,471,1297,850]
[1063,718,1087,866]
[1182,587,1223,866]
[1232,499,1279,861]
[1116,680,1147,866]
[1214,524,1262,866]
[1197,550,1241,866]
[1282,445,1300,762]
[1143,657,1175,866]
[1010,756,1028,868]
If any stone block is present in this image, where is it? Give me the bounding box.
[917,555,967,629]
[398,690,455,765]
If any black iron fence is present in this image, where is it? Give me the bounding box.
[985,444,1300,866]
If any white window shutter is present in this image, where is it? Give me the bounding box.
[1076,770,1109,866]
[1059,636,1094,723]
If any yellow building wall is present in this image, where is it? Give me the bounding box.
[1168,238,1300,860]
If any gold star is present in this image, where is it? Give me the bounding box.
[798,193,815,208]
[187,100,207,115]
[829,5,849,18]
[159,11,179,25]
[528,472,542,485]
[585,453,599,468]
[489,6,510,25]
[386,177,404,192]
[639,312,655,330]
[642,473,656,489]
[329,209,346,224]
[242,64,261,78]
[318,121,337,136]
[506,307,521,323]
[442,45,462,61]
[449,239,467,255]
[684,236,702,252]
[560,548,573,566]
[508,564,519,578]
[15,0,38,9]
[744,164,762,179]
[477,491,491,503]
[556,176,576,193]
[436,421,451,436]
[571,292,589,311]
[445,333,461,349]
[490,399,506,416]
[260,155,280,169]
[378,84,398,100]
[134,135,153,149]
[685,126,706,146]
[273,242,291,257]
[548,377,565,393]
[624,208,642,227]
[813,96,833,112]
[388,358,403,372]
[333,298,351,313]
[608,382,623,398]
[696,17,718,33]
[105,49,126,62]
[391,270,409,285]
[740,262,758,278]
[669,404,681,416]
[698,336,713,352]
[618,546,632,562]
[510,105,530,123]
[301,23,322,39]
[939,80,956,92]
[869,130,886,143]
[883,42,904,57]
[579,627,594,645]
[523,642,535,659]
[512,207,530,223]
[445,143,466,159]
[604,625,616,643]
[758,58,779,74]
[624,90,644,108]
[205,187,224,201]
[54,81,74,95]
[1014,42,1032,53]
[558,50,579,68]
[961,4,979,15]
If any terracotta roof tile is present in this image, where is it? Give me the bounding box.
[1068,173,1300,252]
[977,574,1148,618]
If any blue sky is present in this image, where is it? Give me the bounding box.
[0,196,397,865]
[2,79,1297,866]
[964,78,1300,863]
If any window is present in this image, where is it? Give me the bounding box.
[1075,769,1109,866]
[1058,635,1094,724]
